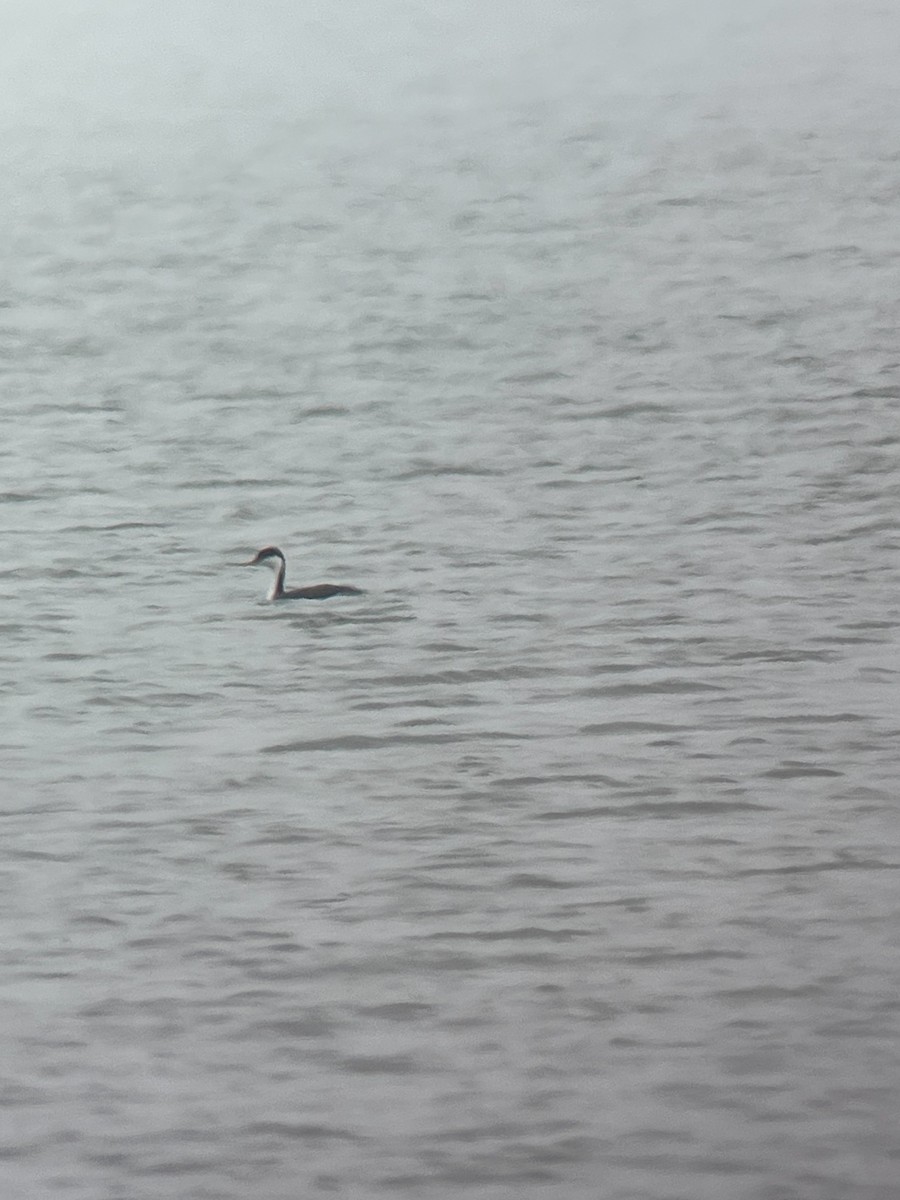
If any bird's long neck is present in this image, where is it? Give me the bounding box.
[268,557,286,601]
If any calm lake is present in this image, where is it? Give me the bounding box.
[2,2,899,1197]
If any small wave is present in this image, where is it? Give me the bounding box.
[580,721,691,735]
[265,730,522,753]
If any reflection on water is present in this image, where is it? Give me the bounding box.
[2,1,899,1197]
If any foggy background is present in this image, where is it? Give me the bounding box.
[2,2,898,1198]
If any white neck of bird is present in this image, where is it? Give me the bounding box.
[264,557,285,601]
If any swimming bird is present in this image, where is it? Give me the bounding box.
[243,546,363,602]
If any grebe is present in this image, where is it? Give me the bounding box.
[243,546,364,602]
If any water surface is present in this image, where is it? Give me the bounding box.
[2,2,899,1197]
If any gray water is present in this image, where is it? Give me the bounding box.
[2,2,899,1197]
